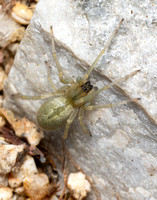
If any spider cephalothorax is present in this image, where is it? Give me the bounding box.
[81,81,93,94]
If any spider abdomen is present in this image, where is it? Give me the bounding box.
[37,96,74,130]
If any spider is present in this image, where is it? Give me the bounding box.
[17,19,140,139]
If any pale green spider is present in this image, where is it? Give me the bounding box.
[17,19,140,139]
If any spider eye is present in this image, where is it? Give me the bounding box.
[93,86,98,91]
[81,81,93,93]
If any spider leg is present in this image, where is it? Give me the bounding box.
[84,98,140,111]
[45,61,57,91]
[75,70,140,106]
[63,109,78,139]
[15,92,64,100]
[95,70,140,94]
[78,107,91,136]
[50,26,74,84]
[82,19,124,83]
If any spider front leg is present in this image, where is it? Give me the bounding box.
[45,61,57,91]
[82,19,124,83]
[50,26,74,85]
[75,69,140,106]
[84,98,140,111]
[16,92,65,100]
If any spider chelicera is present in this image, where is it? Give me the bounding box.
[17,19,140,139]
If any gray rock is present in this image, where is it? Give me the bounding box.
[4,0,157,199]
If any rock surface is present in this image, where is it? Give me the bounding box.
[4,0,157,199]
